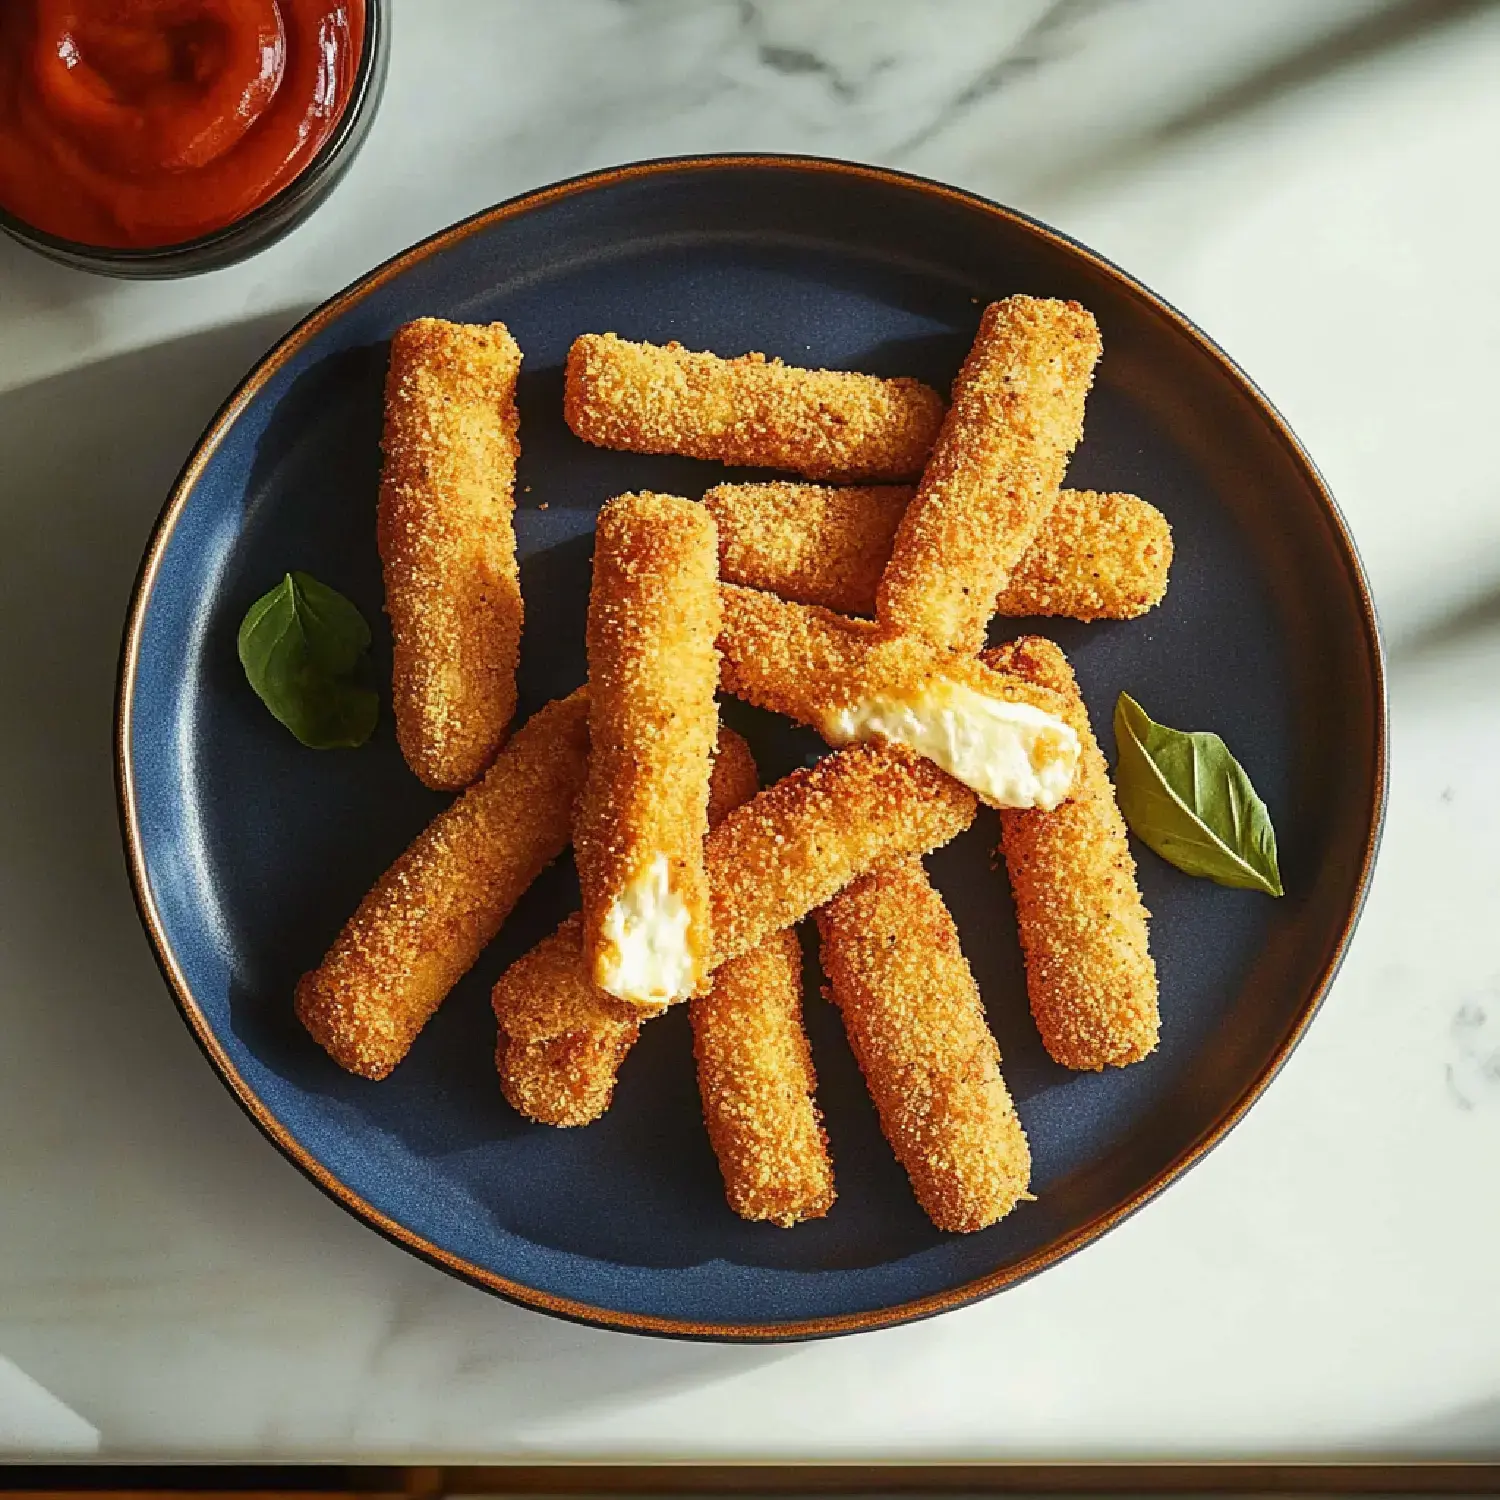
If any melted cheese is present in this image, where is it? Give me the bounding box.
[597,853,695,1005]
[824,677,1079,810]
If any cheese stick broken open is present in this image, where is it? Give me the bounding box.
[704,482,1172,622]
[717,583,1080,811]
[494,727,759,1129]
[495,741,976,1123]
[574,492,721,1008]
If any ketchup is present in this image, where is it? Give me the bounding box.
[0,0,365,249]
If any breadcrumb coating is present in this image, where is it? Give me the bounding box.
[996,490,1172,621]
[704,741,977,973]
[492,729,758,1127]
[295,690,591,1080]
[494,740,976,1122]
[491,910,646,1128]
[496,1027,639,1130]
[704,724,763,822]
[878,297,1102,652]
[574,492,721,1005]
[984,638,1159,1070]
[692,731,834,1226]
[692,927,836,1227]
[705,482,1171,622]
[816,856,1031,1233]
[716,583,1078,807]
[379,318,524,790]
[707,482,910,618]
[564,332,945,482]
[491,912,643,1044]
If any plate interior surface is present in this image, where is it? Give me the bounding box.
[122,160,1383,1337]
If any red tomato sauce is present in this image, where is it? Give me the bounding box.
[0,0,365,249]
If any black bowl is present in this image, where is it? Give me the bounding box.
[0,0,389,279]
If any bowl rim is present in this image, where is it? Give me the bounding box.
[114,152,1390,1342]
[0,0,388,273]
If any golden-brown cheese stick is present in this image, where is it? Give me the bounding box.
[493,729,759,1127]
[379,318,524,790]
[708,481,909,618]
[996,489,1172,621]
[493,913,641,1127]
[574,492,721,1007]
[564,332,945,482]
[495,1027,638,1132]
[704,482,1172,622]
[295,691,591,1080]
[717,583,1080,811]
[816,856,1031,1233]
[495,741,978,1122]
[877,297,1102,653]
[687,736,835,1227]
[492,913,638,1058]
[984,638,1159,1069]
[692,927,835,1227]
[703,726,763,833]
[705,741,976,973]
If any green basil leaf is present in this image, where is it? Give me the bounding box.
[1113,692,1283,896]
[237,572,378,750]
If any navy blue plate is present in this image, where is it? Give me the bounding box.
[117,156,1385,1340]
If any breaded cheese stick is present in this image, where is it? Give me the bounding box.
[707,481,911,618]
[704,482,1172,621]
[296,690,591,1080]
[878,297,1102,652]
[379,318,524,790]
[703,724,762,828]
[705,741,976,972]
[495,741,977,1121]
[565,332,945,482]
[496,1025,638,1132]
[493,913,641,1127]
[693,927,834,1227]
[816,856,1031,1233]
[688,738,835,1227]
[493,729,759,1128]
[984,637,1159,1069]
[996,489,1173,621]
[574,492,721,1007]
[717,583,1080,811]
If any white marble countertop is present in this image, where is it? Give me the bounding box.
[3,0,1499,1461]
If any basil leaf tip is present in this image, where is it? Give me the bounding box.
[237,571,378,750]
[1113,692,1282,897]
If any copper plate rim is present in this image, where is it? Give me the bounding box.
[114,152,1390,1342]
